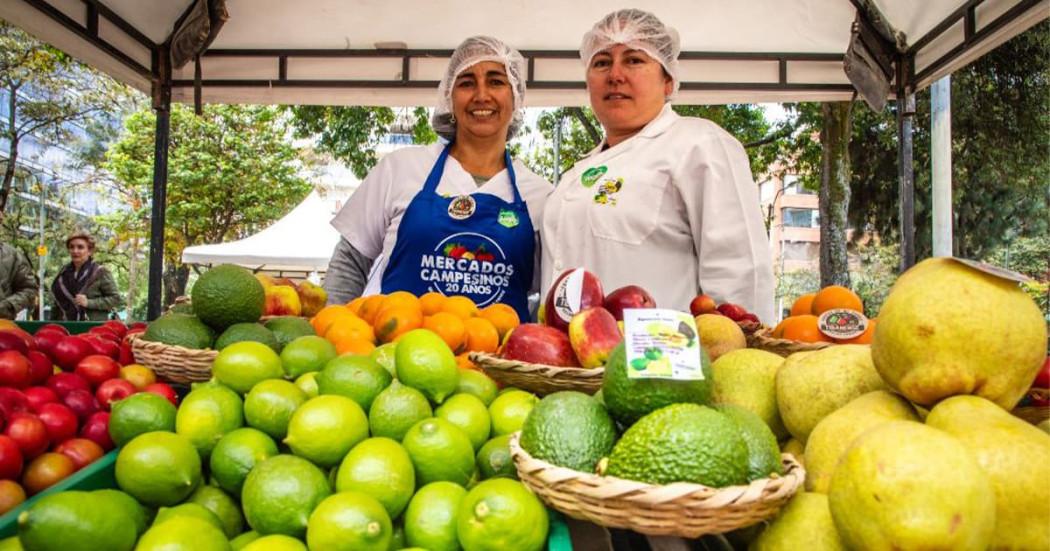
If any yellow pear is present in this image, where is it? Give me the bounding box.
[694,314,746,360]
[711,348,788,439]
[751,492,845,551]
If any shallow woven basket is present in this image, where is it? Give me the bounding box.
[127,332,216,384]
[509,432,804,538]
[1012,406,1050,425]
[469,352,603,396]
[747,328,834,357]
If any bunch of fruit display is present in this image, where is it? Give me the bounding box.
[0,320,175,515]
[769,285,874,344]
[254,274,328,318]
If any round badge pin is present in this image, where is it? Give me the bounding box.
[448,195,476,220]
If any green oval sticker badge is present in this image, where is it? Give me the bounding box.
[581,165,607,188]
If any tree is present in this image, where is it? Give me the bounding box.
[818,102,853,287]
[103,104,312,305]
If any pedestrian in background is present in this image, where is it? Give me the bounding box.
[50,230,122,320]
[0,241,39,319]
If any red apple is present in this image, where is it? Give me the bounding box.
[51,336,95,371]
[0,333,28,356]
[4,413,49,459]
[117,341,135,366]
[54,438,104,471]
[62,390,99,421]
[95,379,136,411]
[0,388,29,420]
[34,324,68,336]
[24,351,53,386]
[129,322,147,331]
[144,383,178,406]
[543,268,605,333]
[716,303,750,322]
[568,307,623,368]
[603,285,657,321]
[0,350,32,388]
[74,355,121,388]
[0,434,23,479]
[1033,357,1050,390]
[102,320,128,338]
[46,372,91,399]
[36,403,78,444]
[82,336,120,360]
[689,294,719,316]
[32,330,63,359]
[0,329,35,352]
[741,312,761,324]
[87,326,121,341]
[23,387,58,413]
[501,323,580,367]
[78,412,113,451]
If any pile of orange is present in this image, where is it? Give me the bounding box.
[311,291,521,365]
[772,285,875,344]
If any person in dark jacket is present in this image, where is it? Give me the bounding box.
[0,242,39,319]
[50,231,122,321]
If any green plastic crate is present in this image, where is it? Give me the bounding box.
[0,449,118,539]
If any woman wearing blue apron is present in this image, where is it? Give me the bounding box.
[328,37,552,321]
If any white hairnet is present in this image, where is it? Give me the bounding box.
[432,36,527,141]
[580,9,681,98]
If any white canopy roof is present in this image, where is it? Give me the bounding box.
[4,0,1047,107]
[181,189,348,273]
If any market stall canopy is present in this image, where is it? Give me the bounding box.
[3,0,1047,107]
[181,189,348,274]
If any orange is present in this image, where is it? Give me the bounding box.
[423,312,467,353]
[378,291,421,316]
[419,292,447,316]
[463,317,500,354]
[790,293,817,317]
[311,305,354,335]
[0,320,18,332]
[374,306,424,343]
[771,318,789,338]
[479,304,520,340]
[357,294,387,324]
[325,314,376,344]
[456,353,477,370]
[836,318,876,345]
[346,296,367,316]
[811,285,864,315]
[335,337,377,356]
[780,315,832,343]
[441,296,479,320]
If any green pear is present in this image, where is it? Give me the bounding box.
[776,345,886,443]
[711,348,788,439]
[804,391,918,493]
[750,492,845,550]
[828,421,995,551]
[872,257,1046,409]
[927,395,1050,550]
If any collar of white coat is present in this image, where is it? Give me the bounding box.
[584,103,679,160]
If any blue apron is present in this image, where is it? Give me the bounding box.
[381,145,535,320]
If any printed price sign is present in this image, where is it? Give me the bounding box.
[623,309,704,380]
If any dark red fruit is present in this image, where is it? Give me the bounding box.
[95,379,136,411]
[0,388,29,420]
[0,435,24,480]
[54,438,104,471]
[0,333,28,356]
[78,412,112,451]
[46,372,91,398]
[37,403,79,444]
[144,383,178,406]
[716,303,750,322]
[32,331,63,358]
[0,351,32,388]
[25,350,53,386]
[4,413,49,459]
[34,324,68,337]
[62,390,99,421]
[23,387,58,413]
[51,336,94,371]
[74,355,121,388]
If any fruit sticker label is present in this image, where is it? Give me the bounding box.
[593,177,624,206]
[581,165,607,188]
[817,308,868,340]
[623,309,704,380]
[551,268,586,324]
[949,258,1032,283]
[497,209,519,228]
[447,195,476,220]
[421,232,513,306]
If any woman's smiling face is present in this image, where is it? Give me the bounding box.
[452,61,515,142]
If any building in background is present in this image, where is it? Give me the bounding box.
[759,173,820,273]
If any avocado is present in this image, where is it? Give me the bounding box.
[264,316,316,350]
[606,403,748,487]
[716,404,783,481]
[18,491,138,551]
[191,264,265,331]
[142,312,215,349]
[602,343,713,427]
[519,391,617,472]
[215,322,280,352]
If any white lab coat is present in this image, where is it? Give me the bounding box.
[540,104,775,324]
[331,143,552,296]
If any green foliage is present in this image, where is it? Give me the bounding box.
[850,243,900,318]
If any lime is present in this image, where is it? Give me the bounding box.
[403,481,467,551]
[109,392,177,447]
[93,489,149,537]
[402,418,476,487]
[242,454,331,538]
[489,390,538,436]
[435,393,491,450]
[476,434,517,480]
[280,335,337,378]
[135,515,230,551]
[395,329,459,404]
[230,530,260,550]
[216,322,280,352]
[457,479,549,551]
[306,492,392,551]
[265,317,316,350]
[295,372,319,397]
[116,431,202,507]
[210,427,279,496]
[244,379,308,440]
[390,521,406,550]
[317,355,392,410]
[17,491,137,551]
[213,341,284,394]
[368,382,433,441]
[284,395,369,468]
[456,370,499,406]
[176,382,245,458]
[242,534,307,551]
[0,537,20,550]
[335,437,415,518]
[370,342,398,378]
[152,503,224,532]
[187,484,245,539]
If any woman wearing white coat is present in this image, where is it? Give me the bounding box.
[541,9,775,324]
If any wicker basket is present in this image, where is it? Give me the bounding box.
[509,432,804,538]
[469,353,603,396]
[1012,406,1050,425]
[747,328,834,357]
[127,332,216,384]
